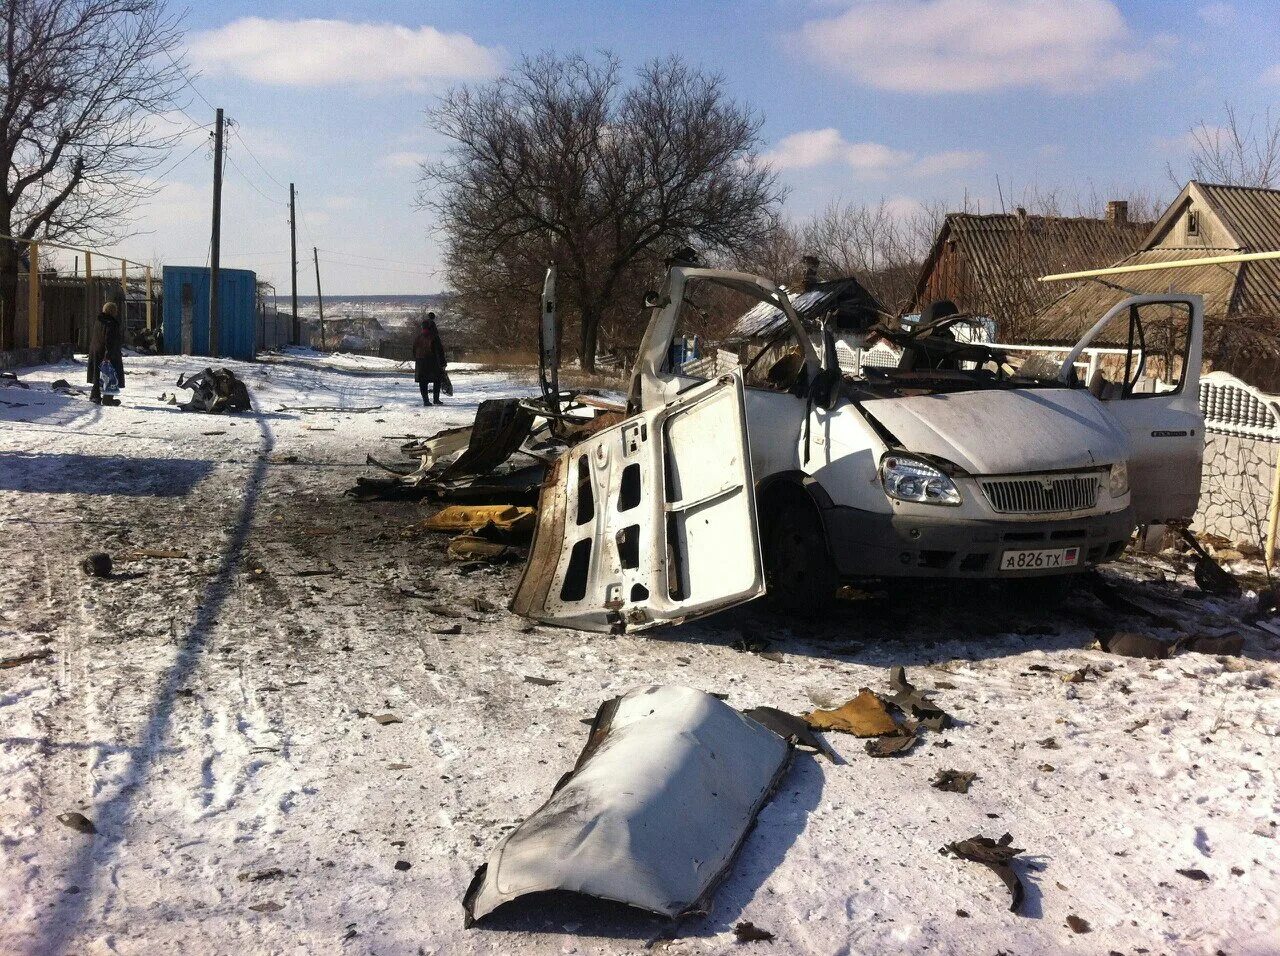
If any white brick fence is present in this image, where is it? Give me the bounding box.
[1193,371,1280,563]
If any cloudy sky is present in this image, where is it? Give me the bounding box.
[108,0,1280,294]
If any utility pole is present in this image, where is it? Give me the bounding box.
[289,182,299,345]
[313,246,326,351]
[209,107,224,357]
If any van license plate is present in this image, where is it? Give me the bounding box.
[1000,547,1080,571]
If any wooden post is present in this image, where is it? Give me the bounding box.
[27,240,39,348]
[145,266,153,330]
[121,258,128,326]
[209,107,224,357]
[313,246,325,351]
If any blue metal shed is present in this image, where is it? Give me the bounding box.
[162,266,258,360]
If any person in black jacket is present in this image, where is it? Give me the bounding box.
[412,312,447,406]
[88,301,125,406]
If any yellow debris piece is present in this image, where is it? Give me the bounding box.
[805,689,899,737]
[421,505,536,536]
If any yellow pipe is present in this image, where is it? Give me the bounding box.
[0,230,148,269]
[1267,444,1280,571]
[1041,249,1280,282]
[27,240,39,347]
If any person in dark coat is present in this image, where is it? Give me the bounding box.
[88,301,125,406]
[412,312,447,406]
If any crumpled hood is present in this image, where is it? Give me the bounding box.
[861,388,1128,475]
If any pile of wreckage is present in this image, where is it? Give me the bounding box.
[163,367,252,414]
[351,389,624,505]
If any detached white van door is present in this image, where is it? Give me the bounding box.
[1061,295,1205,524]
[511,372,764,632]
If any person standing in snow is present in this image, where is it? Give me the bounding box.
[88,301,125,406]
[412,311,448,406]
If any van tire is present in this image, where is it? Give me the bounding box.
[762,490,838,615]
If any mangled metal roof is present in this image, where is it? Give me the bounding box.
[729,277,883,340]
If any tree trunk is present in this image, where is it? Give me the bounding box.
[0,241,18,352]
[579,305,600,373]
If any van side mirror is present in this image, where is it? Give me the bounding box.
[643,290,660,309]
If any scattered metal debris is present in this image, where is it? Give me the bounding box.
[741,706,838,762]
[941,833,1026,914]
[237,868,285,883]
[1179,529,1242,596]
[417,505,536,539]
[81,552,113,577]
[886,667,952,731]
[446,535,522,563]
[865,731,918,758]
[932,769,976,793]
[1,649,53,669]
[176,367,251,413]
[1099,631,1171,660]
[1066,914,1091,933]
[1175,633,1245,656]
[733,921,775,943]
[56,811,97,835]
[806,689,899,737]
[463,686,793,925]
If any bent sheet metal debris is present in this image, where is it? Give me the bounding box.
[463,685,798,925]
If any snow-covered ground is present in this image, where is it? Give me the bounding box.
[2,352,1279,956]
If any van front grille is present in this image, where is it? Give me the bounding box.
[980,473,1101,515]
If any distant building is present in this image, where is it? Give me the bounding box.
[1028,181,1280,387]
[912,203,1151,337]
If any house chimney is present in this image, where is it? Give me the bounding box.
[801,254,820,292]
[1106,200,1128,224]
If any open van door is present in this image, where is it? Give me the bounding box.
[1059,294,1205,524]
[512,371,765,633]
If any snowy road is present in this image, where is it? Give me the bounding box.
[1,351,1278,956]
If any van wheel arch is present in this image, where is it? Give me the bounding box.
[756,475,839,613]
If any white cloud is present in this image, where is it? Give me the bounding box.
[1197,3,1235,25]
[380,151,430,170]
[794,0,1164,93]
[1263,64,1280,85]
[910,149,986,176]
[188,17,501,87]
[764,129,984,178]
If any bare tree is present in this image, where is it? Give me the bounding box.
[0,0,185,349]
[797,199,929,312]
[422,52,784,370]
[1173,103,1280,189]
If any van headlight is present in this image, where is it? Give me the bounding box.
[1108,460,1129,497]
[881,454,962,506]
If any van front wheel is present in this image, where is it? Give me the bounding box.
[762,491,838,615]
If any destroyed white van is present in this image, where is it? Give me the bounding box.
[512,267,1205,632]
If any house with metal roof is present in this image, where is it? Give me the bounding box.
[1026,182,1280,387]
[1030,182,1280,336]
[912,202,1151,338]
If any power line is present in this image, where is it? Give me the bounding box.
[229,125,288,191]
[315,247,432,267]
[315,255,438,277]
[223,149,282,206]
[138,136,209,192]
